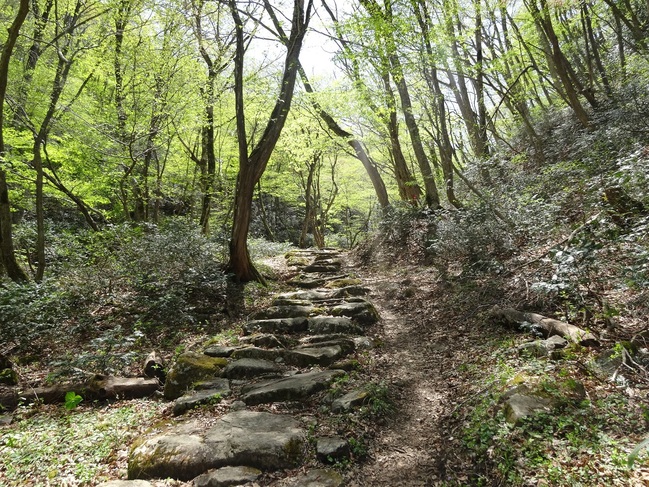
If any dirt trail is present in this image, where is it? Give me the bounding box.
[345,263,477,486]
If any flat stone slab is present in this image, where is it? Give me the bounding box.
[230,347,284,361]
[296,338,355,355]
[173,383,230,416]
[239,333,287,349]
[288,276,327,289]
[330,300,379,325]
[243,318,309,335]
[277,290,337,302]
[193,465,261,487]
[242,370,345,406]
[203,346,240,358]
[332,388,370,413]
[128,411,305,481]
[284,346,344,367]
[308,317,363,335]
[255,305,315,320]
[222,358,283,380]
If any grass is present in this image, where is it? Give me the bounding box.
[0,400,167,486]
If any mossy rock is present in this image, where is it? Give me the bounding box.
[324,278,362,289]
[0,368,18,386]
[163,352,228,400]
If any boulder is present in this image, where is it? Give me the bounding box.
[296,338,355,355]
[316,437,350,464]
[221,359,283,380]
[330,300,379,325]
[192,466,261,487]
[242,370,345,406]
[163,352,228,400]
[243,318,309,335]
[331,389,370,413]
[517,341,549,358]
[128,411,305,481]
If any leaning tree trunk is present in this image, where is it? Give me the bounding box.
[0,0,30,282]
[227,0,312,282]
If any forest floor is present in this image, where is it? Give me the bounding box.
[2,244,649,486]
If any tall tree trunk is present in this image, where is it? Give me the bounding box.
[227,0,312,282]
[0,0,30,282]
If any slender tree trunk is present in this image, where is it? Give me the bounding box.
[0,0,30,282]
[227,0,312,282]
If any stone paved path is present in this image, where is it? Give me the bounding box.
[99,249,381,487]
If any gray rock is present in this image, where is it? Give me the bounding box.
[229,400,247,411]
[230,347,284,361]
[308,317,363,335]
[288,469,345,487]
[304,261,342,273]
[163,352,228,400]
[194,378,231,391]
[518,341,548,358]
[330,300,379,325]
[284,346,344,367]
[97,481,154,487]
[243,318,309,335]
[272,298,314,307]
[503,393,552,424]
[222,358,283,380]
[239,334,287,349]
[203,346,240,358]
[288,276,326,289]
[331,389,370,413]
[276,290,330,301]
[193,466,261,487]
[299,334,350,345]
[545,335,568,350]
[329,286,370,298]
[242,370,345,406]
[353,336,375,350]
[0,414,12,425]
[296,338,355,355]
[316,437,350,464]
[255,305,315,320]
[128,412,305,481]
[173,386,230,416]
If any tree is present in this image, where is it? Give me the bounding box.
[0,0,30,282]
[227,0,313,282]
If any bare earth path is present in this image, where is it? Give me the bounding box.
[345,261,486,486]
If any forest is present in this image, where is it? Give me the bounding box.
[1,0,649,485]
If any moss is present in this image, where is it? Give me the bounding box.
[163,352,228,400]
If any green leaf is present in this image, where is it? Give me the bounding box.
[628,436,649,468]
[64,391,83,410]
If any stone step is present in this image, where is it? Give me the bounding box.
[241,369,345,406]
[128,411,305,481]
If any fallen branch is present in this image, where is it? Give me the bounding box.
[490,306,600,347]
[0,375,160,411]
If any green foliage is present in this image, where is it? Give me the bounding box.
[0,401,162,484]
[64,391,83,410]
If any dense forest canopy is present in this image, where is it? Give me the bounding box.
[0,0,648,281]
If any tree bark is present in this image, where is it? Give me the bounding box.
[0,0,30,282]
[227,0,312,282]
[490,306,600,347]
